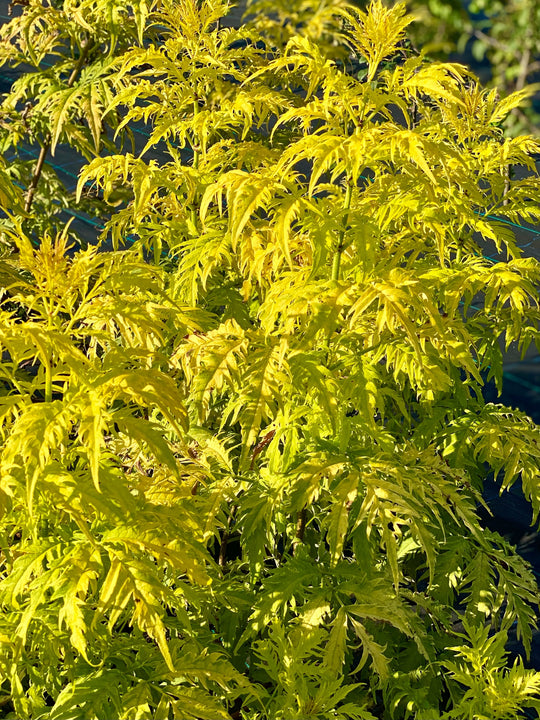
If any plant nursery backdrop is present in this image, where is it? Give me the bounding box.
[1,0,540,718]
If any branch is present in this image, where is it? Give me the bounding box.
[331,181,352,282]
[472,28,508,54]
[249,429,275,471]
[24,36,95,213]
[516,47,531,92]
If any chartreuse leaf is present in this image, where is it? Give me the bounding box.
[340,1,413,81]
[1,0,540,717]
[323,606,349,676]
[77,389,110,492]
[55,544,101,660]
[349,617,390,681]
[48,669,125,720]
[95,553,176,670]
[325,474,358,566]
[0,401,73,516]
[238,556,321,645]
[441,621,540,720]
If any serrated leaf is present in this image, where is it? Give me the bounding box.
[349,617,389,681]
[323,607,348,676]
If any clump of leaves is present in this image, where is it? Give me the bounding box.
[393,0,540,135]
[0,0,156,245]
[1,0,540,718]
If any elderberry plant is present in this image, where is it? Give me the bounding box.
[0,1,539,718]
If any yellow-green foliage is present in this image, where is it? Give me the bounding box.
[252,0,540,136]
[0,0,156,241]
[411,0,540,136]
[0,0,540,717]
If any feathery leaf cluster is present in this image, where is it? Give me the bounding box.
[0,0,539,717]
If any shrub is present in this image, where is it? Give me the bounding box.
[1,1,540,717]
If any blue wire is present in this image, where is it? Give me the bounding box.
[477,211,540,239]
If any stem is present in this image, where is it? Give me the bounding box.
[24,37,95,213]
[218,505,237,571]
[296,508,306,541]
[24,145,49,213]
[249,429,276,471]
[516,47,531,92]
[192,98,200,170]
[190,205,198,231]
[188,98,200,232]
[293,507,307,555]
[472,28,506,52]
[44,356,52,403]
[66,39,94,88]
[331,182,352,282]
[44,302,54,402]
[218,530,229,568]
[503,164,513,207]
[331,245,342,282]
[515,16,532,93]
